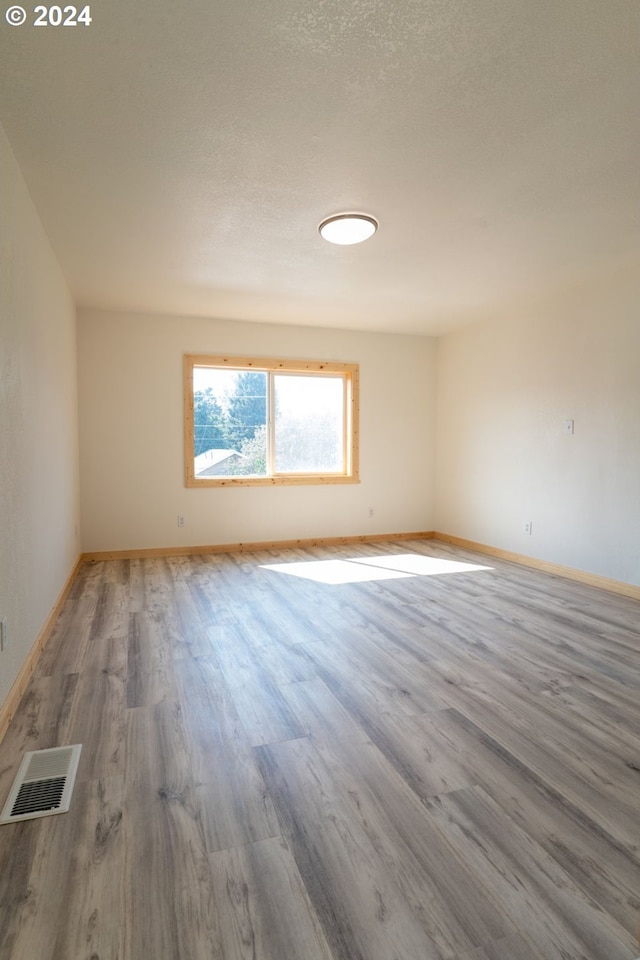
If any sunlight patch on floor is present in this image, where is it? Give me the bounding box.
[346,554,494,576]
[259,559,413,585]
[260,553,493,585]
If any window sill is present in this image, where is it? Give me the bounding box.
[185,474,360,488]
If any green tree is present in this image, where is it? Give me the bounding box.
[193,388,228,456]
[225,371,267,450]
[226,424,267,476]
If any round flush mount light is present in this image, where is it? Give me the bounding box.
[319,213,378,245]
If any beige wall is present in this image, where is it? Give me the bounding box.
[435,256,640,585]
[0,122,80,706]
[77,310,436,551]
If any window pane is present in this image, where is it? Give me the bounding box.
[186,355,358,487]
[274,375,344,473]
[193,368,267,477]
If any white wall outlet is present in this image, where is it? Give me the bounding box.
[524,521,533,535]
[565,419,575,434]
[0,618,7,652]
[368,506,375,518]
[177,515,185,527]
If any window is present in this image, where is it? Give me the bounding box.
[184,355,359,486]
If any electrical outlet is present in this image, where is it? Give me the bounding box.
[177,515,185,528]
[524,521,533,535]
[368,506,375,518]
[0,619,7,652]
[565,419,574,434]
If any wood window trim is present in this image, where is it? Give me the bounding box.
[184,354,360,487]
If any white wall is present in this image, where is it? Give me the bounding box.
[0,122,80,707]
[78,310,436,551]
[435,256,640,585]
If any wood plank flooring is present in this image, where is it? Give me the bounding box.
[0,539,639,960]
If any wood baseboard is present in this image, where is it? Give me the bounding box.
[83,530,639,601]
[0,555,83,745]
[81,531,437,562]
[433,533,640,601]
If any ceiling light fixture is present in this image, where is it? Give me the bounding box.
[319,213,378,245]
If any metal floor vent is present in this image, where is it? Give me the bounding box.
[0,744,82,824]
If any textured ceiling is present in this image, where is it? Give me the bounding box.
[0,0,638,334]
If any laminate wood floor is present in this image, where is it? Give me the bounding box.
[0,539,639,960]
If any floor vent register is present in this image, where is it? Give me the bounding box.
[0,745,82,824]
